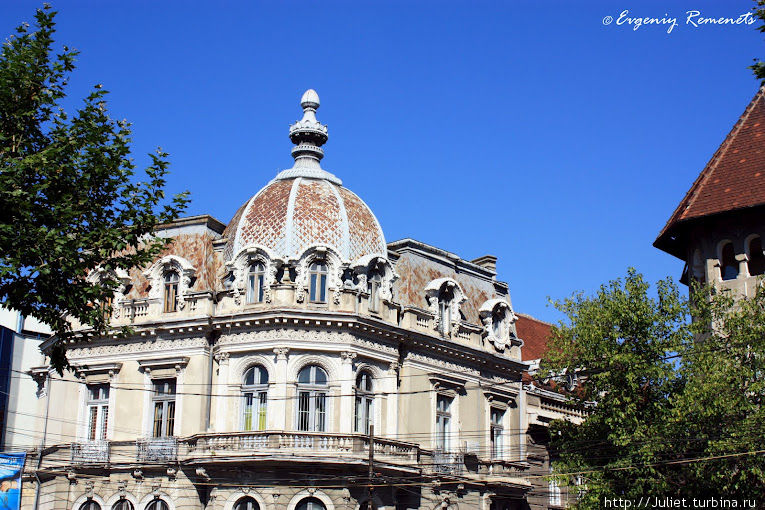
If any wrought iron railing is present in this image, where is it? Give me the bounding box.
[136,437,178,463]
[71,441,110,464]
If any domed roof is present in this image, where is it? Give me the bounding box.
[223,90,387,262]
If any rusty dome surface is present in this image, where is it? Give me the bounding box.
[223,89,387,262]
[223,177,387,262]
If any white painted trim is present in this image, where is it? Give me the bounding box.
[286,490,335,510]
[284,177,302,258]
[104,492,139,510]
[223,491,269,510]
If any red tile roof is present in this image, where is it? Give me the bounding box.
[656,87,765,256]
[516,313,553,361]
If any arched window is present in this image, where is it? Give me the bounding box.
[296,498,326,510]
[163,271,179,312]
[721,242,738,281]
[438,284,455,335]
[309,261,328,303]
[367,265,383,312]
[112,500,134,510]
[749,236,765,276]
[296,365,328,432]
[246,262,266,303]
[233,496,260,510]
[491,307,505,338]
[79,501,101,510]
[144,499,169,510]
[354,371,374,434]
[242,366,268,431]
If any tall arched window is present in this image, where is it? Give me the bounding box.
[296,498,326,510]
[367,266,383,312]
[438,284,455,335]
[242,366,268,431]
[491,307,505,338]
[233,496,260,510]
[246,262,266,303]
[112,500,134,510]
[163,271,179,312]
[354,371,374,434]
[721,242,738,280]
[145,499,169,510]
[296,365,328,432]
[79,501,101,510]
[748,236,765,276]
[309,261,328,303]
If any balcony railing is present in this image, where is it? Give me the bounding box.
[432,449,464,475]
[136,437,178,463]
[184,431,419,464]
[71,441,110,464]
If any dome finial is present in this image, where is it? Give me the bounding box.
[273,89,341,185]
[301,89,320,110]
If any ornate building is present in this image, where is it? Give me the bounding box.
[19,90,578,510]
[655,86,765,294]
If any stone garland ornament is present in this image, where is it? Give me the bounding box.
[350,254,399,302]
[225,245,280,305]
[479,298,518,352]
[86,267,132,319]
[143,255,197,310]
[424,277,468,339]
[293,245,345,304]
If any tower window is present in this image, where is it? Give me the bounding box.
[297,365,328,431]
[354,371,374,434]
[367,266,383,312]
[86,384,109,441]
[720,242,738,281]
[490,407,504,460]
[152,379,176,437]
[247,262,266,303]
[435,394,452,451]
[242,365,268,431]
[163,271,179,312]
[438,284,455,336]
[749,236,765,276]
[309,262,328,303]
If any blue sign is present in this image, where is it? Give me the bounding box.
[0,452,25,510]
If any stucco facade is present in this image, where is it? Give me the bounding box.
[16,90,579,510]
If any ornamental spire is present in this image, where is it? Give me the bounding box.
[274,89,341,184]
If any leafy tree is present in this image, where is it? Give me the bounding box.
[0,5,188,372]
[541,270,765,505]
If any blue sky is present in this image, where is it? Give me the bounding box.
[2,0,762,324]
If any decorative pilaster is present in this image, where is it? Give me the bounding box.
[386,361,400,438]
[339,351,357,434]
[272,347,290,430]
[213,351,230,432]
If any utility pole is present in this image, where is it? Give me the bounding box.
[33,370,51,510]
[367,424,374,510]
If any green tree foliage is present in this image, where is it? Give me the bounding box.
[541,270,765,505]
[0,5,188,372]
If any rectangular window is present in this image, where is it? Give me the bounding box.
[247,273,265,303]
[297,390,327,432]
[151,379,176,437]
[243,391,267,431]
[435,395,452,451]
[309,274,327,303]
[490,407,504,460]
[164,282,178,312]
[86,384,109,441]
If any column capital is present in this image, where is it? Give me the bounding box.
[273,347,290,360]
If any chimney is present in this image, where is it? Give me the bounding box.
[471,255,497,274]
